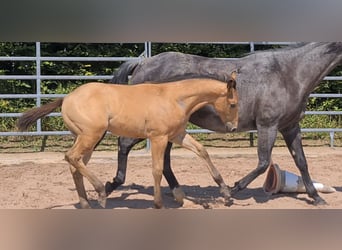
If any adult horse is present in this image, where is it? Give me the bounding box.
[106,42,342,206]
[17,77,238,208]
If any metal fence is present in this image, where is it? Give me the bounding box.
[0,42,341,146]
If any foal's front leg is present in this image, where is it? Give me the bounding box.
[150,136,169,209]
[172,133,232,204]
[105,137,183,200]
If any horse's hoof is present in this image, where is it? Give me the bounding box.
[105,182,114,195]
[230,182,240,196]
[172,187,185,205]
[313,197,328,206]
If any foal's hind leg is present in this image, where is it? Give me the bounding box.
[172,133,232,204]
[68,151,95,208]
[281,124,326,205]
[65,135,106,208]
[69,164,89,209]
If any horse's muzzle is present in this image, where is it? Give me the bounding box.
[226,122,237,132]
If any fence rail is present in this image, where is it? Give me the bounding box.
[0,42,341,147]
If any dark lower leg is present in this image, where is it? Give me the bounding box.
[162,142,180,190]
[105,137,144,195]
[231,161,270,195]
[281,125,326,205]
[231,125,277,196]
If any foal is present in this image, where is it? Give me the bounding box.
[17,76,238,209]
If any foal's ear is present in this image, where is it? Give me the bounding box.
[227,71,237,89]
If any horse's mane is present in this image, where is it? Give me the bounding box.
[243,42,308,57]
[244,42,342,58]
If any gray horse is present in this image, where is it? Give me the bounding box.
[106,42,342,206]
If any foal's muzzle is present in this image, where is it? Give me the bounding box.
[226,122,237,132]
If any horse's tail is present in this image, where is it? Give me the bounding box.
[17,98,64,131]
[110,60,140,84]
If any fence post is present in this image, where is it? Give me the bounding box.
[329,131,334,147]
[249,42,255,147]
[35,42,42,133]
[145,41,152,151]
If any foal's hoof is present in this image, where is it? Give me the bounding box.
[220,186,231,199]
[80,200,91,209]
[220,187,233,207]
[224,198,234,207]
[154,203,164,209]
[98,193,107,208]
[313,197,328,206]
[172,187,185,206]
[105,182,115,195]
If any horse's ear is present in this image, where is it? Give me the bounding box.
[227,71,237,89]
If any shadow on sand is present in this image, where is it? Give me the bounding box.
[51,182,335,209]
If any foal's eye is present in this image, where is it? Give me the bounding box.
[230,103,237,108]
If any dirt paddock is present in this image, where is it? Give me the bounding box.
[0,146,341,209]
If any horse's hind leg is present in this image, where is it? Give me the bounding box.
[281,124,327,205]
[172,133,232,204]
[65,135,106,208]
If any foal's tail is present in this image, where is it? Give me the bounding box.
[110,60,140,84]
[17,98,64,131]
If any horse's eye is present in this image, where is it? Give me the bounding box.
[230,103,237,108]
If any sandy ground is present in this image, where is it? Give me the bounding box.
[0,146,341,209]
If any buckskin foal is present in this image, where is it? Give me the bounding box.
[17,76,238,209]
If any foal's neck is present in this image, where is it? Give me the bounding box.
[176,79,227,115]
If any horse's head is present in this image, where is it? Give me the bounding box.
[215,71,239,132]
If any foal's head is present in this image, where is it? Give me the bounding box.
[214,71,239,132]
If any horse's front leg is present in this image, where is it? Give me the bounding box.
[231,125,278,195]
[150,136,169,209]
[172,133,232,205]
[105,137,143,195]
[280,124,327,205]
